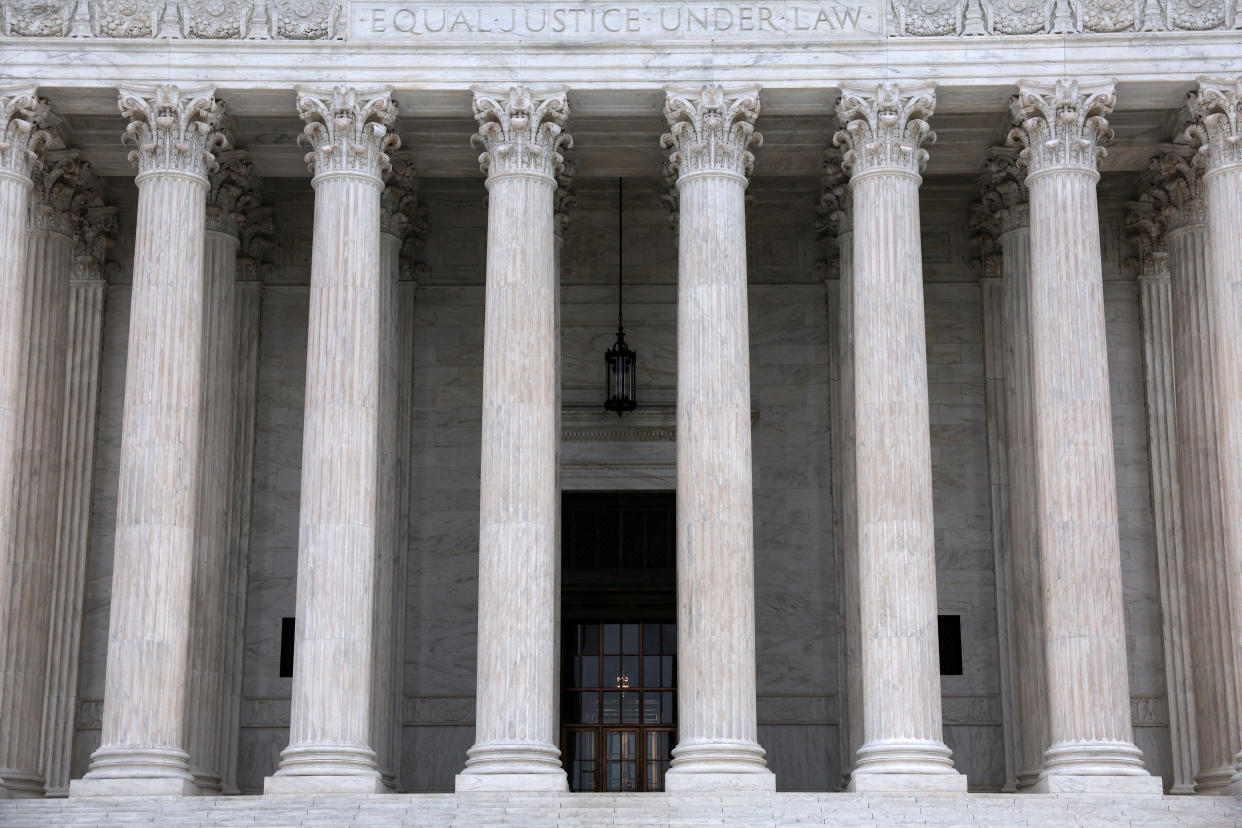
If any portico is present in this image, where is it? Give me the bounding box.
[2,3,1242,820]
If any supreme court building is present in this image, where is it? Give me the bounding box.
[2,0,1242,824]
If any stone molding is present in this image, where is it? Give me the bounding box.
[661,84,762,183]
[833,81,936,177]
[1008,78,1115,177]
[471,85,571,182]
[1186,77,1242,172]
[0,86,50,181]
[206,148,262,238]
[118,83,225,181]
[296,85,397,184]
[0,0,345,40]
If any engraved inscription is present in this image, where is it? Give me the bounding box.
[354,2,882,40]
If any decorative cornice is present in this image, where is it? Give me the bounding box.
[886,0,1242,35]
[471,85,570,183]
[1007,78,1115,177]
[296,85,398,183]
[833,82,937,178]
[1185,77,1242,173]
[661,85,761,183]
[206,148,263,237]
[118,83,225,181]
[28,149,86,236]
[0,0,345,40]
[0,86,51,181]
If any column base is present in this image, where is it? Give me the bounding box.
[1033,739,1161,794]
[264,774,386,795]
[663,770,775,792]
[1193,764,1237,794]
[1224,773,1242,796]
[455,772,569,792]
[1030,774,1164,794]
[0,769,45,798]
[847,771,967,794]
[69,776,201,797]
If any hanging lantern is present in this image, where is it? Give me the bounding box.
[604,177,637,415]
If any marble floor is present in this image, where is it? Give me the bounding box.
[1,792,1240,827]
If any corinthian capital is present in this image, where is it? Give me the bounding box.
[119,84,226,181]
[1143,145,1204,231]
[977,147,1030,233]
[816,153,852,241]
[0,85,52,182]
[471,85,571,182]
[296,85,399,183]
[29,149,88,236]
[661,85,762,182]
[1185,77,1242,173]
[381,150,419,238]
[207,149,263,237]
[1007,78,1115,176]
[833,82,936,178]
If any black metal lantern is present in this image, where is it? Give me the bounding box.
[604,177,637,415]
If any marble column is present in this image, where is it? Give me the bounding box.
[184,149,261,794]
[0,145,79,798]
[1124,175,1199,795]
[456,85,570,793]
[265,85,398,795]
[834,81,964,793]
[819,156,861,789]
[978,147,1051,792]
[1008,78,1159,794]
[660,84,773,792]
[71,83,224,798]
[218,238,267,795]
[42,199,115,797]
[968,194,1020,793]
[0,86,47,801]
[1187,77,1242,796]
[372,150,416,792]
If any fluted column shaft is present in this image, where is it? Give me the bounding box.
[267,87,398,796]
[999,221,1051,791]
[834,82,963,793]
[219,276,261,794]
[1190,78,1242,794]
[1135,248,1198,794]
[456,85,569,793]
[74,84,223,798]
[0,86,45,800]
[0,186,73,798]
[979,272,1020,792]
[183,227,237,793]
[1009,79,1157,793]
[659,85,772,791]
[42,275,107,796]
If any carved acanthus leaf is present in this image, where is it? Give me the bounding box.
[29,149,87,235]
[296,85,398,181]
[471,85,571,181]
[0,86,52,180]
[68,163,115,280]
[833,82,937,176]
[1185,77,1242,171]
[380,149,419,238]
[977,146,1029,233]
[816,152,852,245]
[207,148,264,237]
[1007,78,1115,175]
[119,83,226,179]
[661,85,761,181]
[554,156,576,236]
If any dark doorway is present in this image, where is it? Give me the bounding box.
[561,492,676,792]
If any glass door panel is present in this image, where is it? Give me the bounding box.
[604,729,638,792]
[645,729,673,792]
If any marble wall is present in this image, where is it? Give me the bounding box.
[70,171,1171,794]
